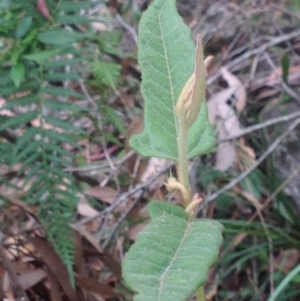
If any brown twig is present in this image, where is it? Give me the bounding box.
[218,111,300,142]
[263,52,300,105]
[75,163,173,226]
[207,28,300,85]
[102,195,142,249]
[199,117,300,211]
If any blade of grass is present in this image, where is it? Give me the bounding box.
[268,264,300,301]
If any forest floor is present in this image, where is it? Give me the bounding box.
[1,0,300,300]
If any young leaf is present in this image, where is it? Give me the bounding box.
[10,62,25,88]
[92,60,121,91]
[23,48,65,62]
[15,16,32,38]
[129,0,215,161]
[38,30,78,46]
[123,201,223,301]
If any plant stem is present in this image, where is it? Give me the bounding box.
[176,119,191,207]
[196,287,205,301]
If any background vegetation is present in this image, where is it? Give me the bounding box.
[0,0,300,300]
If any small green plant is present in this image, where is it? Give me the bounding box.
[122,0,223,300]
[0,0,100,286]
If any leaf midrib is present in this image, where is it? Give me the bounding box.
[158,0,178,149]
[157,219,191,300]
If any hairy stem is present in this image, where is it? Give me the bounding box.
[176,117,191,207]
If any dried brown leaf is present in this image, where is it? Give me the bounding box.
[128,223,148,241]
[75,275,122,299]
[37,0,52,20]
[236,138,256,169]
[266,64,300,87]
[207,98,216,124]
[77,199,99,218]
[140,157,169,189]
[126,114,147,177]
[84,187,119,204]
[208,75,246,170]
[18,270,46,290]
[29,237,78,301]
[274,249,300,274]
[74,232,84,275]
[233,187,262,210]
[119,89,135,109]
[221,67,247,112]
[46,266,63,301]
[216,127,236,171]
[72,226,102,252]
[91,22,108,32]
[80,247,122,281]
[216,101,241,136]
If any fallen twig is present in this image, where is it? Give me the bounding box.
[200,117,300,210]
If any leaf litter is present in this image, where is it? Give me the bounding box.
[2,0,300,300]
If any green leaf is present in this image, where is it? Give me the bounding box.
[129,0,215,161]
[59,1,94,12]
[38,30,78,46]
[56,14,90,25]
[10,62,25,88]
[122,201,223,301]
[281,54,290,84]
[15,16,32,38]
[23,48,65,62]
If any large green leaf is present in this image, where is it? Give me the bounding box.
[130,0,215,161]
[122,202,223,301]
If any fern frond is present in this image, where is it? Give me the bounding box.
[24,171,45,198]
[17,152,41,175]
[12,127,40,156]
[45,217,75,287]
[0,141,13,163]
[41,129,79,148]
[100,103,127,135]
[57,15,90,25]
[16,81,41,94]
[46,154,73,166]
[13,143,40,165]
[0,111,38,131]
[102,131,123,145]
[93,60,121,90]
[47,166,74,182]
[43,58,83,69]
[42,86,84,98]
[44,116,85,134]
[2,0,101,286]
[46,143,76,158]
[4,94,40,109]
[29,185,48,205]
[98,31,123,56]
[44,100,85,112]
[0,86,15,98]
[52,188,77,200]
[44,72,82,81]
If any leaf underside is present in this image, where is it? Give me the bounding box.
[130,0,215,161]
[122,201,223,301]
